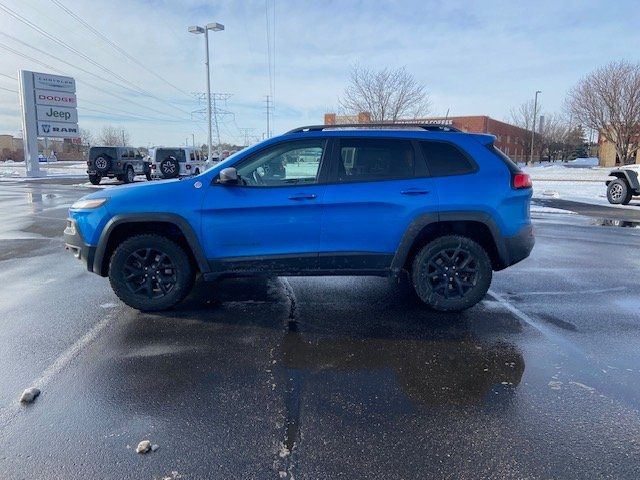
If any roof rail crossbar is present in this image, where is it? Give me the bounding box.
[286,123,461,134]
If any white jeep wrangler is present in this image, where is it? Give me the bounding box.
[606,166,640,205]
[149,147,206,180]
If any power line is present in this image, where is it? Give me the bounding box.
[0,32,184,118]
[0,86,18,94]
[0,1,192,115]
[0,42,192,121]
[48,0,191,99]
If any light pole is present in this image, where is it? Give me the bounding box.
[530,90,541,164]
[188,22,224,163]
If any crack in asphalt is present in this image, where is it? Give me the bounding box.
[275,278,301,480]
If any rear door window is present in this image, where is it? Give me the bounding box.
[420,141,476,176]
[334,138,415,183]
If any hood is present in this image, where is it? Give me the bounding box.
[81,177,182,201]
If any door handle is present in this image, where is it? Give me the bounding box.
[288,193,317,200]
[400,189,429,195]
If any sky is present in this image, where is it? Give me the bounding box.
[0,0,639,147]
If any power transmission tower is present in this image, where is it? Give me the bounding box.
[237,127,256,147]
[192,92,233,158]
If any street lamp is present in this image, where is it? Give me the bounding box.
[530,90,541,164]
[189,22,224,164]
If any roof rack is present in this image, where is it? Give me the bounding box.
[286,123,461,134]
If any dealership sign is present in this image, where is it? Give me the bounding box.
[33,72,76,92]
[37,121,79,137]
[37,105,78,123]
[35,89,77,108]
[18,70,80,176]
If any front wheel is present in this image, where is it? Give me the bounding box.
[607,178,632,205]
[411,235,492,312]
[108,234,194,311]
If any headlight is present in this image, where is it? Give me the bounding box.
[71,198,108,209]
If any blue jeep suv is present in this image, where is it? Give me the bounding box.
[64,124,534,312]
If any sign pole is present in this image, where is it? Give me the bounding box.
[18,70,42,177]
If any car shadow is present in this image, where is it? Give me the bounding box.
[95,276,525,412]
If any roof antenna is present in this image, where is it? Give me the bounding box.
[444,108,450,121]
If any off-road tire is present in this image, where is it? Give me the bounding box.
[123,165,135,184]
[159,156,180,179]
[607,178,632,205]
[93,155,111,173]
[88,174,101,185]
[108,234,194,311]
[411,235,492,312]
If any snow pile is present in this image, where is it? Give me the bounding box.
[523,159,610,182]
[567,157,598,167]
[0,160,88,181]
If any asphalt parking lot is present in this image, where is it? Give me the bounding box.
[1,179,639,479]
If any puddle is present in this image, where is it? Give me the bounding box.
[592,218,640,228]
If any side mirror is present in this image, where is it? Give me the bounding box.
[219,167,238,185]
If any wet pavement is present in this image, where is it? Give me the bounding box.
[1,179,640,479]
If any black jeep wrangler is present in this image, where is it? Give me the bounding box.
[87,146,151,185]
[606,167,640,205]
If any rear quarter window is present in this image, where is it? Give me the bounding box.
[487,145,521,174]
[420,141,476,177]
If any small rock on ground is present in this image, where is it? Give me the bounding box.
[136,440,152,454]
[20,387,41,404]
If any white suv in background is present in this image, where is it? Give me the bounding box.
[149,147,206,179]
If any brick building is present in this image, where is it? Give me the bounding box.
[323,113,538,162]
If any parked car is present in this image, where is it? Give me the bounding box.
[86,146,151,185]
[606,166,640,205]
[149,147,205,179]
[65,123,534,312]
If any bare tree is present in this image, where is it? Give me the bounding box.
[98,125,131,146]
[509,99,538,132]
[79,128,94,147]
[508,100,539,162]
[339,65,430,122]
[566,60,640,165]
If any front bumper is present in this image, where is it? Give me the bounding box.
[64,219,96,272]
[503,224,535,267]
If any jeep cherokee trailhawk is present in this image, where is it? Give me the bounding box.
[65,124,534,312]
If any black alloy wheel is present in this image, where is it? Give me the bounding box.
[411,235,492,312]
[123,247,177,299]
[108,234,194,311]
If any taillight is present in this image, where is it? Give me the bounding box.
[151,164,156,170]
[512,173,532,189]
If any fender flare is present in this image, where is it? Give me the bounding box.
[93,213,210,276]
[389,211,508,273]
[609,169,640,192]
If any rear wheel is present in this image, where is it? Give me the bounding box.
[607,178,632,205]
[88,174,101,185]
[145,171,152,181]
[123,165,135,184]
[411,235,492,312]
[108,234,194,311]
